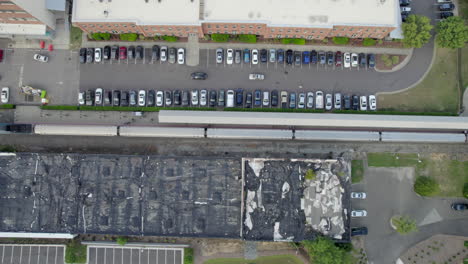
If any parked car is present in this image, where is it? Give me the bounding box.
[359,53,367,67]
[254,90,262,107]
[160,46,168,62]
[165,91,172,106]
[1,87,9,103]
[156,91,164,106]
[325,94,333,110]
[439,3,455,10]
[326,51,334,65]
[209,90,217,107]
[251,49,259,64]
[306,92,314,108]
[152,45,160,61]
[399,0,410,6]
[286,49,293,65]
[335,51,342,67]
[236,89,243,106]
[260,49,268,63]
[234,50,241,64]
[360,96,367,111]
[191,72,207,80]
[344,95,351,110]
[334,93,342,109]
[129,90,137,106]
[351,192,367,199]
[271,90,279,107]
[245,92,253,108]
[85,90,94,106]
[177,48,185,64]
[121,91,129,106]
[368,54,375,68]
[262,91,270,107]
[112,90,120,106]
[289,93,296,109]
[243,49,250,63]
[351,227,368,236]
[351,210,367,217]
[249,73,265,80]
[277,49,284,63]
[369,95,377,110]
[200,89,207,106]
[226,48,234,65]
[119,46,127,60]
[78,92,85,105]
[294,51,301,66]
[226,90,235,107]
[191,90,199,106]
[302,51,310,64]
[440,12,454,19]
[216,48,224,64]
[182,91,189,106]
[401,6,411,12]
[136,45,144,60]
[93,48,101,63]
[315,91,324,109]
[86,48,94,63]
[79,48,87,63]
[298,93,306,109]
[173,90,181,106]
[269,49,276,63]
[111,45,119,60]
[281,91,288,108]
[95,88,103,105]
[33,54,48,63]
[351,53,358,67]
[147,90,155,106]
[218,90,225,107]
[103,46,111,60]
[128,46,135,59]
[138,90,146,106]
[311,50,318,64]
[168,48,176,63]
[352,95,359,110]
[344,52,351,68]
[451,203,468,211]
[319,51,326,65]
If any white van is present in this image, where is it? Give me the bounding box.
[315,91,324,109]
[226,90,235,107]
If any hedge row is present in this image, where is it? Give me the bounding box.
[332,110,456,116]
[160,36,178,42]
[40,105,215,112]
[362,38,377,46]
[210,34,230,42]
[91,33,111,41]
[281,38,306,45]
[225,107,326,113]
[119,33,138,41]
[0,104,15,109]
[332,37,350,45]
[237,34,257,43]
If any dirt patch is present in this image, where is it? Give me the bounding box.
[256,241,295,251]
[375,54,407,71]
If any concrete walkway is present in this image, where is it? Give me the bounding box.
[460,86,468,116]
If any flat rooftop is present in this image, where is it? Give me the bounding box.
[72,0,200,25]
[202,0,398,27]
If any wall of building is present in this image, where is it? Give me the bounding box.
[10,0,55,29]
[0,1,44,25]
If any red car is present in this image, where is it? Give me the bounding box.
[0,49,4,62]
[119,46,127,60]
[335,51,342,67]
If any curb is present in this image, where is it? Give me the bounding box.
[374,49,413,73]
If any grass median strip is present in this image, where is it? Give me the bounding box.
[203,255,303,264]
[351,160,364,183]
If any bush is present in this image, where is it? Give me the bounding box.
[91,33,111,41]
[414,176,439,196]
[351,160,364,183]
[322,38,329,43]
[362,38,376,46]
[465,241,468,247]
[463,183,468,199]
[335,242,353,252]
[378,39,383,44]
[0,104,15,109]
[392,56,400,65]
[392,216,418,234]
[211,34,230,42]
[238,34,257,43]
[0,145,15,152]
[116,237,128,246]
[41,105,79,110]
[65,240,87,263]
[302,237,352,264]
[332,37,350,45]
[184,248,194,264]
[305,169,316,180]
[119,33,138,41]
[281,38,306,45]
[162,35,179,42]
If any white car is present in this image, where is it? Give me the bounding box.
[251,49,259,65]
[351,53,359,67]
[360,96,368,111]
[298,93,305,109]
[177,48,185,65]
[369,95,377,110]
[1,87,9,103]
[262,91,270,106]
[95,88,103,105]
[325,94,333,110]
[315,91,324,109]
[216,48,223,64]
[306,92,314,108]
[78,92,85,105]
[226,89,234,107]
[191,90,199,105]
[200,90,207,106]
[160,46,168,62]
[226,49,234,65]
[33,54,48,63]
[351,210,367,217]
[94,48,102,63]
[248,73,265,80]
[344,52,351,68]
[269,49,276,63]
[351,192,367,199]
[156,91,164,106]
[334,93,342,109]
[138,90,146,106]
[401,6,411,12]
[165,91,172,106]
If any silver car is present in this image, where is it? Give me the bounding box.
[306,92,314,108]
[160,46,168,62]
[325,94,333,110]
[216,48,223,64]
[200,89,207,106]
[262,91,270,107]
[156,91,164,106]
[168,48,176,64]
[269,49,276,63]
[334,93,342,109]
[298,93,305,109]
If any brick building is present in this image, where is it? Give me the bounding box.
[73,0,400,40]
[0,0,64,38]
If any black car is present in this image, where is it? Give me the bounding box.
[399,0,410,6]
[343,95,351,110]
[352,95,359,110]
[286,49,293,65]
[111,45,119,60]
[103,46,111,60]
[152,45,160,61]
[327,51,334,65]
[351,227,368,236]
[368,54,375,68]
[209,90,217,107]
[173,90,181,105]
[129,90,137,106]
[121,91,129,106]
[79,48,86,63]
[236,89,243,106]
[451,203,468,211]
[254,90,261,106]
[136,45,144,59]
[165,91,172,106]
[289,92,296,109]
[439,3,455,11]
[128,46,135,59]
[85,90,94,106]
[147,90,155,106]
[440,12,454,19]
[191,72,207,80]
[86,48,94,63]
[294,51,301,66]
[271,90,278,107]
[104,91,112,105]
[260,49,268,63]
[181,91,189,106]
[277,49,284,63]
[245,92,252,108]
[311,50,318,64]
[359,53,367,67]
[113,90,120,106]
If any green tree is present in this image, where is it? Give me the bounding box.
[302,237,352,264]
[211,34,230,42]
[402,15,433,48]
[281,38,306,45]
[362,38,376,46]
[391,216,418,234]
[463,183,468,199]
[238,34,257,43]
[332,37,349,45]
[116,236,128,246]
[120,33,138,41]
[436,16,468,49]
[414,176,439,196]
[162,35,179,42]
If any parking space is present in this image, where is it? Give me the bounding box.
[87,246,183,264]
[0,244,65,264]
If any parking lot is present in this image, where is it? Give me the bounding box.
[0,244,65,264]
[88,246,183,264]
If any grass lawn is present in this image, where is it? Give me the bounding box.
[378,47,459,114]
[65,240,87,263]
[69,26,83,50]
[203,255,303,264]
[367,153,468,197]
[351,160,364,183]
[460,0,468,92]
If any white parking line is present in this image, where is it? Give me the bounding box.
[10,245,15,264]
[55,247,58,264]
[19,246,23,264]
[130,248,132,264]
[37,246,40,264]
[46,246,49,264]
[28,246,31,264]
[1,245,4,263]
[156,249,158,264]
